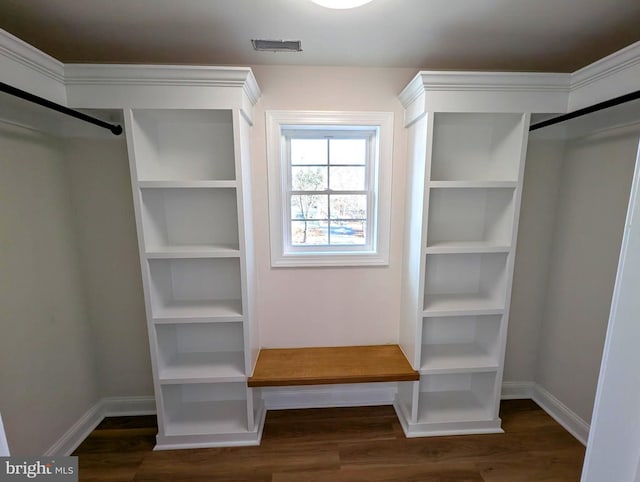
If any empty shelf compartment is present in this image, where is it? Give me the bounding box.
[421,315,502,372]
[423,253,508,315]
[148,258,242,319]
[156,323,245,382]
[431,113,524,182]
[141,187,240,255]
[131,109,236,181]
[418,371,497,423]
[161,382,248,436]
[427,187,515,249]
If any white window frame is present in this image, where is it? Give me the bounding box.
[266,110,393,267]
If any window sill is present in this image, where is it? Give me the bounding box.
[271,251,389,268]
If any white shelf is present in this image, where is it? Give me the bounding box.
[138,180,237,189]
[152,299,243,321]
[145,245,241,259]
[131,109,236,182]
[430,113,524,182]
[429,181,517,189]
[158,352,246,383]
[425,242,510,254]
[125,92,261,448]
[417,372,497,423]
[399,101,527,438]
[423,294,504,316]
[420,344,498,374]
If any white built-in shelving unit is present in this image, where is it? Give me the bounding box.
[397,74,531,437]
[123,74,264,449]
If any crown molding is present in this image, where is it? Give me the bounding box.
[0,29,64,83]
[64,64,261,105]
[399,71,570,108]
[570,41,640,92]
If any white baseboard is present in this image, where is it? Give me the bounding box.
[261,383,396,410]
[44,383,589,455]
[501,381,535,399]
[45,396,157,456]
[43,402,104,457]
[532,384,590,445]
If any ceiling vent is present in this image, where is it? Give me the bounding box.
[251,39,302,52]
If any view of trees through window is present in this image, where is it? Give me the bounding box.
[289,137,369,246]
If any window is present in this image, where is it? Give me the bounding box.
[267,111,393,267]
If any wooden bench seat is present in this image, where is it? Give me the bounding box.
[247,344,419,387]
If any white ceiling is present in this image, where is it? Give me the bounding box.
[1,0,639,72]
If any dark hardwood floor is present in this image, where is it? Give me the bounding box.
[73,400,585,481]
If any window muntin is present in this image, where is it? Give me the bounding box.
[283,130,376,251]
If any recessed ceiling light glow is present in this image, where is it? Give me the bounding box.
[311,0,373,9]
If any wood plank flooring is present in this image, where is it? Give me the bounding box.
[248,345,419,387]
[73,400,585,481]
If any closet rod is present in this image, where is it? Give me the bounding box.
[529,89,640,131]
[0,81,123,136]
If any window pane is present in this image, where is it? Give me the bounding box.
[291,139,328,165]
[292,166,327,191]
[329,138,366,165]
[291,194,328,220]
[330,221,367,245]
[329,166,366,191]
[330,195,367,220]
[292,221,328,245]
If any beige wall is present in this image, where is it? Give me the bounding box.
[0,124,100,455]
[505,138,565,382]
[535,127,638,422]
[250,65,416,347]
[65,137,152,397]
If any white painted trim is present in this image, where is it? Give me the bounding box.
[101,396,157,417]
[64,64,261,109]
[568,41,640,110]
[261,381,537,411]
[532,384,590,445]
[261,383,396,410]
[0,29,64,83]
[571,41,640,91]
[40,384,588,455]
[43,397,157,456]
[399,71,569,106]
[266,110,393,267]
[43,402,104,457]
[0,413,10,456]
[501,381,535,399]
[0,28,67,104]
[64,64,258,91]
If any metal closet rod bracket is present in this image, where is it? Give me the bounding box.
[0,81,123,136]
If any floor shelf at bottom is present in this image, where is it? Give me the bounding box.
[163,400,248,436]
